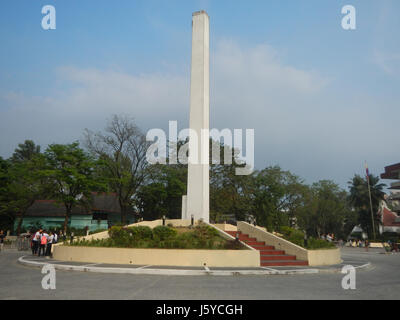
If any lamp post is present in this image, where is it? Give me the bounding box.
[365,162,376,241]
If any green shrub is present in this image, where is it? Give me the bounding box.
[280,226,294,237]
[153,226,177,241]
[108,226,126,239]
[108,226,130,246]
[306,238,336,250]
[127,226,153,241]
[280,226,305,247]
[193,224,219,240]
[289,231,305,247]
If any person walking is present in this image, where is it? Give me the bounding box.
[0,230,5,252]
[38,230,47,257]
[32,229,41,255]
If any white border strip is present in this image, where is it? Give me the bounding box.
[19,256,354,276]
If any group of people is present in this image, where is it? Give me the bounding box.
[30,229,58,257]
[348,239,369,248]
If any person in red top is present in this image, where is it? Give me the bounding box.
[38,230,47,257]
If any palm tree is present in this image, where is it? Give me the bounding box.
[348,174,385,239]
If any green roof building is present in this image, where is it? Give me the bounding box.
[15,192,135,232]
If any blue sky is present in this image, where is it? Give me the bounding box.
[0,0,399,190]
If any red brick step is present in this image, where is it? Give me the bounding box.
[251,245,276,250]
[259,250,285,255]
[243,241,265,246]
[261,260,309,267]
[261,255,297,261]
[224,230,309,267]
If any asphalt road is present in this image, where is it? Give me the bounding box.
[0,247,399,300]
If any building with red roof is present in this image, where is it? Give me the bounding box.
[379,162,400,234]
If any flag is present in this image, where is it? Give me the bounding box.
[365,162,369,180]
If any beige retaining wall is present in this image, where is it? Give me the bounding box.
[307,248,341,266]
[237,221,341,266]
[52,246,260,267]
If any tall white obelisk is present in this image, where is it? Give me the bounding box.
[182,11,210,223]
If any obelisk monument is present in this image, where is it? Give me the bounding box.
[182,11,210,222]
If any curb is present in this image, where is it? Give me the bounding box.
[17,256,371,276]
[317,262,372,274]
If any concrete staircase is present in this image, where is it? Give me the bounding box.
[226,231,308,267]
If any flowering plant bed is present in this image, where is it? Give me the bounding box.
[68,224,247,250]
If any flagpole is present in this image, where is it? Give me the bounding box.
[365,162,376,241]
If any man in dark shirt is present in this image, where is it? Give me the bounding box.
[0,230,6,252]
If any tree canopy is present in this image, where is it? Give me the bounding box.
[0,116,388,241]
[42,142,104,233]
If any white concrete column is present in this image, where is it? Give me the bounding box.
[184,11,210,223]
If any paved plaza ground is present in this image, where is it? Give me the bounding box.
[0,247,399,300]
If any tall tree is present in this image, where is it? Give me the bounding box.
[348,174,385,238]
[210,140,254,222]
[0,157,13,232]
[1,141,48,234]
[11,140,41,162]
[43,142,103,233]
[252,166,305,231]
[136,182,168,221]
[7,154,48,234]
[84,115,150,224]
[136,139,187,221]
[297,180,353,238]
